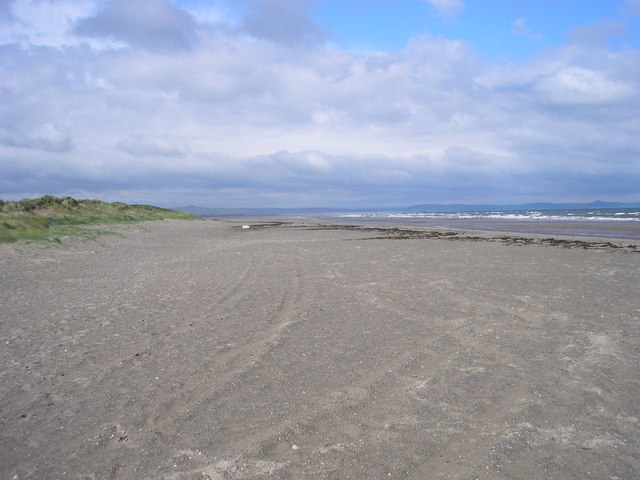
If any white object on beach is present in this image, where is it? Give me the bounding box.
[242,225,250,229]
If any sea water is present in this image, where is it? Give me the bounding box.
[314,208,640,240]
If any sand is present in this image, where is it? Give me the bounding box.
[1,219,638,479]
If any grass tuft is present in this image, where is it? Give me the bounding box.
[0,196,198,243]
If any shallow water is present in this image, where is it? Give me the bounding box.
[313,208,640,240]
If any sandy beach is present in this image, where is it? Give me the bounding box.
[1,219,639,480]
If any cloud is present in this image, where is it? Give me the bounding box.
[0,0,100,48]
[0,147,516,204]
[569,18,628,47]
[0,124,73,152]
[0,0,14,22]
[422,0,464,17]
[74,0,197,51]
[178,0,241,27]
[117,136,189,157]
[242,0,327,45]
[621,0,640,16]
[0,1,639,206]
[511,17,542,40]
[533,66,633,106]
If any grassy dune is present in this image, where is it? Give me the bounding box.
[0,195,198,243]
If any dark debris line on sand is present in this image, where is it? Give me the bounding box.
[241,222,639,253]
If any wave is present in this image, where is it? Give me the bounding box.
[335,209,640,222]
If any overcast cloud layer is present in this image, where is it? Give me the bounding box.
[1,0,639,207]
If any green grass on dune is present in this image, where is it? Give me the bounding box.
[0,195,198,243]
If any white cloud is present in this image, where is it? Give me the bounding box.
[422,0,464,17]
[511,17,542,40]
[177,0,240,26]
[534,66,633,105]
[0,0,101,48]
[0,1,638,206]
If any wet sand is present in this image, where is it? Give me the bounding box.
[301,215,640,241]
[1,219,639,479]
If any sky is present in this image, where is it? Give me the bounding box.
[1,0,639,208]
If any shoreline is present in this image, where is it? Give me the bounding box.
[287,215,640,241]
[200,212,640,241]
[214,217,640,252]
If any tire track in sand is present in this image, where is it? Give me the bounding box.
[61,246,312,478]
[179,280,463,469]
[214,267,311,378]
[141,263,313,440]
[206,248,257,311]
[201,283,528,477]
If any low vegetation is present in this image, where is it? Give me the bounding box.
[0,195,197,243]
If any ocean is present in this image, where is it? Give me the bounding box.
[312,208,640,240]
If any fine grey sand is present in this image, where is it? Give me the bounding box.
[1,220,639,479]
